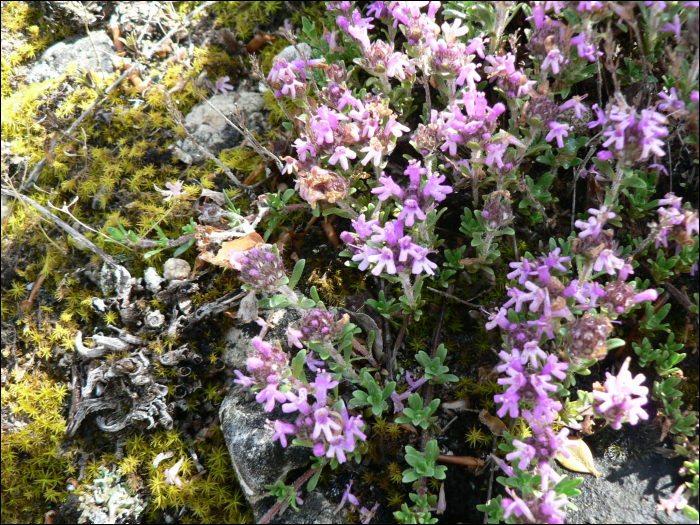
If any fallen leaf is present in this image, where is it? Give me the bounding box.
[196,226,264,267]
[479,409,508,436]
[212,232,265,267]
[556,437,601,477]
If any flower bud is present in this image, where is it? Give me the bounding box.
[568,314,613,360]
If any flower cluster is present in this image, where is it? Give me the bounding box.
[591,357,649,430]
[287,308,347,371]
[654,193,700,251]
[588,96,669,166]
[229,244,287,291]
[342,216,438,277]
[234,335,366,464]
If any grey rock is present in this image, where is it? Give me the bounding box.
[163,258,191,280]
[273,43,313,64]
[565,441,694,524]
[143,267,164,294]
[220,307,342,523]
[178,91,265,163]
[26,32,115,85]
[268,491,343,524]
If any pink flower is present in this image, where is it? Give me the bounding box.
[410,247,437,275]
[592,357,649,429]
[154,181,184,202]
[328,146,357,170]
[312,407,342,441]
[287,327,304,348]
[368,247,397,275]
[560,95,588,119]
[593,249,624,275]
[360,137,384,166]
[215,76,234,93]
[256,383,287,412]
[272,420,296,447]
[541,48,565,75]
[283,387,311,415]
[545,121,570,148]
[397,198,427,226]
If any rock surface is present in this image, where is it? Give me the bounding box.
[274,43,313,64]
[177,90,265,163]
[220,307,343,523]
[26,32,115,84]
[565,435,694,524]
[163,258,191,280]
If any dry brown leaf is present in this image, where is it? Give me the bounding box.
[479,410,508,436]
[213,233,264,266]
[556,437,601,477]
[196,228,264,267]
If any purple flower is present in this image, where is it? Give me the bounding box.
[311,372,339,402]
[545,121,570,148]
[387,52,411,80]
[293,138,316,161]
[508,257,536,285]
[359,503,380,524]
[502,489,536,522]
[660,14,682,41]
[521,341,548,368]
[305,351,325,372]
[588,103,608,129]
[352,245,378,271]
[485,307,512,331]
[398,198,427,227]
[410,246,438,275]
[338,481,360,510]
[423,173,453,201]
[507,439,537,470]
[592,357,649,429]
[283,387,311,415]
[287,327,304,349]
[338,90,362,111]
[329,146,357,170]
[466,36,486,58]
[272,420,296,447]
[312,406,342,441]
[341,403,367,446]
[326,434,348,463]
[352,214,379,240]
[575,205,616,239]
[593,249,624,275]
[154,181,184,202]
[541,48,566,75]
[233,369,254,388]
[256,383,287,412]
[658,87,686,112]
[360,138,384,166]
[560,95,588,119]
[570,32,600,62]
[215,76,234,93]
[371,175,403,201]
[368,247,397,275]
[485,142,508,168]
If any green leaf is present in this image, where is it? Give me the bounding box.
[291,350,307,381]
[621,176,646,189]
[592,159,615,180]
[322,207,355,219]
[605,338,626,350]
[307,465,323,492]
[300,298,316,309]
[289,259,305,290]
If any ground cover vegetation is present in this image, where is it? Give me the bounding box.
[1,1,699,524]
